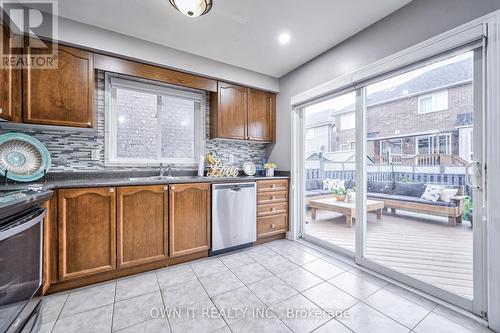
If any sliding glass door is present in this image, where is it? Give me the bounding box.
[299,47,486,315]
[301,91,356,256]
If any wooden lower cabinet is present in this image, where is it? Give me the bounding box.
[58,187,116,281]
[169,183,211,257]
[256,179,289,241]
[117,186,168,268]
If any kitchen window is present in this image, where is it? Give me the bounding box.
[105,75,205,166]
[418,90,448,114]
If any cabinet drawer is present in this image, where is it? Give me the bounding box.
[257,203,288,217]
[257,179,288,192]
[257,191,288,205]
[257,214,288,238]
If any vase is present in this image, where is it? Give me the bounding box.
[265,168,275,177]
[335,194,346,201]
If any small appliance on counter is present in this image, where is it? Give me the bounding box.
[0,187,53,333]
[211,182,256,255]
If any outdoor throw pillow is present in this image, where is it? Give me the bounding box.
[421,184,444,202]
[439,188,459,203]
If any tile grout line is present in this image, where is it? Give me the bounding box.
[154,271,175,333]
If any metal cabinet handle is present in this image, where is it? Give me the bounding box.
[164,186,168,191]
[271,196,276,200]
[109,188,114,193]
[171,185,176,190]
[0,108,3,114]
[271,224,276,228]
[271,207,276,211]
[271,184,276,188]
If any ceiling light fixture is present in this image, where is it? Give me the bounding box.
[278,33,291,45]
[169,0,213,18]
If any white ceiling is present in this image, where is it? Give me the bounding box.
[56,0,412,78]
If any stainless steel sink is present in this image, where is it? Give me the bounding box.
[127,176,202,182]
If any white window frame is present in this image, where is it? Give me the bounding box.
[415,133,451,155]
[105,74,206,167]
[417,90,449,114]
[380,138,403,156]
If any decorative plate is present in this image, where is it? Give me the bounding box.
[0,133,51,182]
[242,161,256,176]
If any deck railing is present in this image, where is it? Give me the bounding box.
[372,154,468,166]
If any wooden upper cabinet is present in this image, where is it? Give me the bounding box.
[117,186,168,268]
[23,43,94,127]
[248,89,275,142]
[58,187,116,281]
[211,82,248,140]
[0,24,21,122]
[169,183,210,258]
[211,82,276,142]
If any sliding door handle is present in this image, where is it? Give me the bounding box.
[465,161,481,190]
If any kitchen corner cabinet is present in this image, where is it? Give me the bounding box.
[23,43,94,127]
[211,82,276,142]
[58,187,116,281]
[0,24,22,122]
[169,183,211,258]
[117,186,168,268]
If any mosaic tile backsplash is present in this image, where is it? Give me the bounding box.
[0,71,268,172]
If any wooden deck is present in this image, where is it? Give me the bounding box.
[304,209,473,299]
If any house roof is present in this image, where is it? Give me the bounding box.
[367,57,472,106]
[335,57,473,114]
[304,57,473,128]
[305,109,335,127]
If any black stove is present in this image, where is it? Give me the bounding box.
[0,187,52,333]
[0,188,53,220]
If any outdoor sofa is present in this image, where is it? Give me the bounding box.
[305,179,466,226]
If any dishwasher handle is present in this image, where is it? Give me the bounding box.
[212,183,256,191]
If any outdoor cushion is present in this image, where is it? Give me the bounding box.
[367,181,394,194]
[421,184,444,202]
[387,194,457,207]
[306,179,319,191]
[367,192,392,199]
[305,190,323,197]
[439,188,459,203]
[346,180,356,190]
[393,182,426,198]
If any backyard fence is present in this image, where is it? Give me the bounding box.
[305,156,469,193]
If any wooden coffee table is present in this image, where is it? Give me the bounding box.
[309,198,385,228]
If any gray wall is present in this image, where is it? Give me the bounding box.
[48,16,279,92]
[269,0,500,171]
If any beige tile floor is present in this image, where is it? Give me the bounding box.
[39,239,492,333]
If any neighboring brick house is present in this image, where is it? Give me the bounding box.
[330,56,473,165]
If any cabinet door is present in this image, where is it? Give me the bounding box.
[248,89,275,142]
[117,185,168,268]
[58,187,116,281]
[0,24,21,122]
[42,191,58,294]
[213,82,247,140]
[169,183,210,257]
[23,43,94,127]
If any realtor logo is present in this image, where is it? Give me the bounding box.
[0,0,58,69]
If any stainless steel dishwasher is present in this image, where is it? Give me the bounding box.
[211,182,256,254]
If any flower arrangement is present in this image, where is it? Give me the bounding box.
[331,181,347,201]
[263,163,277,169]
[263,162,277,177]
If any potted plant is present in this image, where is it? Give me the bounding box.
[464,196,473,227]
[264,163,277,177]
[333,188,347,201]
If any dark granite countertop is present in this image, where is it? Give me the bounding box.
[0,171,290,191]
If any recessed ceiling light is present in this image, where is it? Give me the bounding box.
[278,33,291,45]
